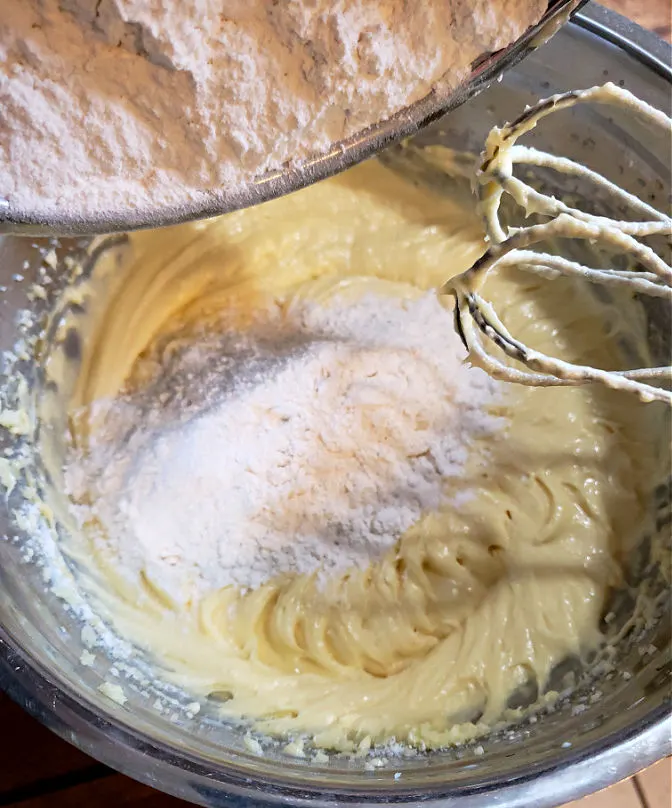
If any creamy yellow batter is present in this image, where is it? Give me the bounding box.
[34,153,667,751]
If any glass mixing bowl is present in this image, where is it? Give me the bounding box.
[0,6,670,807]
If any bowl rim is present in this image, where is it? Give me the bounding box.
[1,629,671,807]
[1,5,671,807]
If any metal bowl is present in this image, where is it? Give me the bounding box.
[0,6,670,807]
[0,0,586,238]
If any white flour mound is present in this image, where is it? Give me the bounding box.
[0,0,545,219]
[65,292,503,604]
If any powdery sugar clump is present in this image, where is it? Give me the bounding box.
[0,0,546,221]
[65,292,504,604]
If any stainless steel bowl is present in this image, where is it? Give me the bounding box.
[0,0,586,237]
[0,6,670,807]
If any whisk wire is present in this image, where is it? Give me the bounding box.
[444,83,672,404]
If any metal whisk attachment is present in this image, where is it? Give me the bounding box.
[443,83,672,404]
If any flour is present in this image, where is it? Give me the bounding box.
[0,0,545,221]
[65,290,502,603]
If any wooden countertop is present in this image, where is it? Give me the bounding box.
[601,0,671,40]
[2,1,670,806]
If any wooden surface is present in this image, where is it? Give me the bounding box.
[2,1,670,806]
[601,0,671,40]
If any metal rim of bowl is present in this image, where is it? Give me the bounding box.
[0,5,671,807]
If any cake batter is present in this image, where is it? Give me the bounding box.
[27,151,668,751]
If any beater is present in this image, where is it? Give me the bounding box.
[444,84,672,404]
